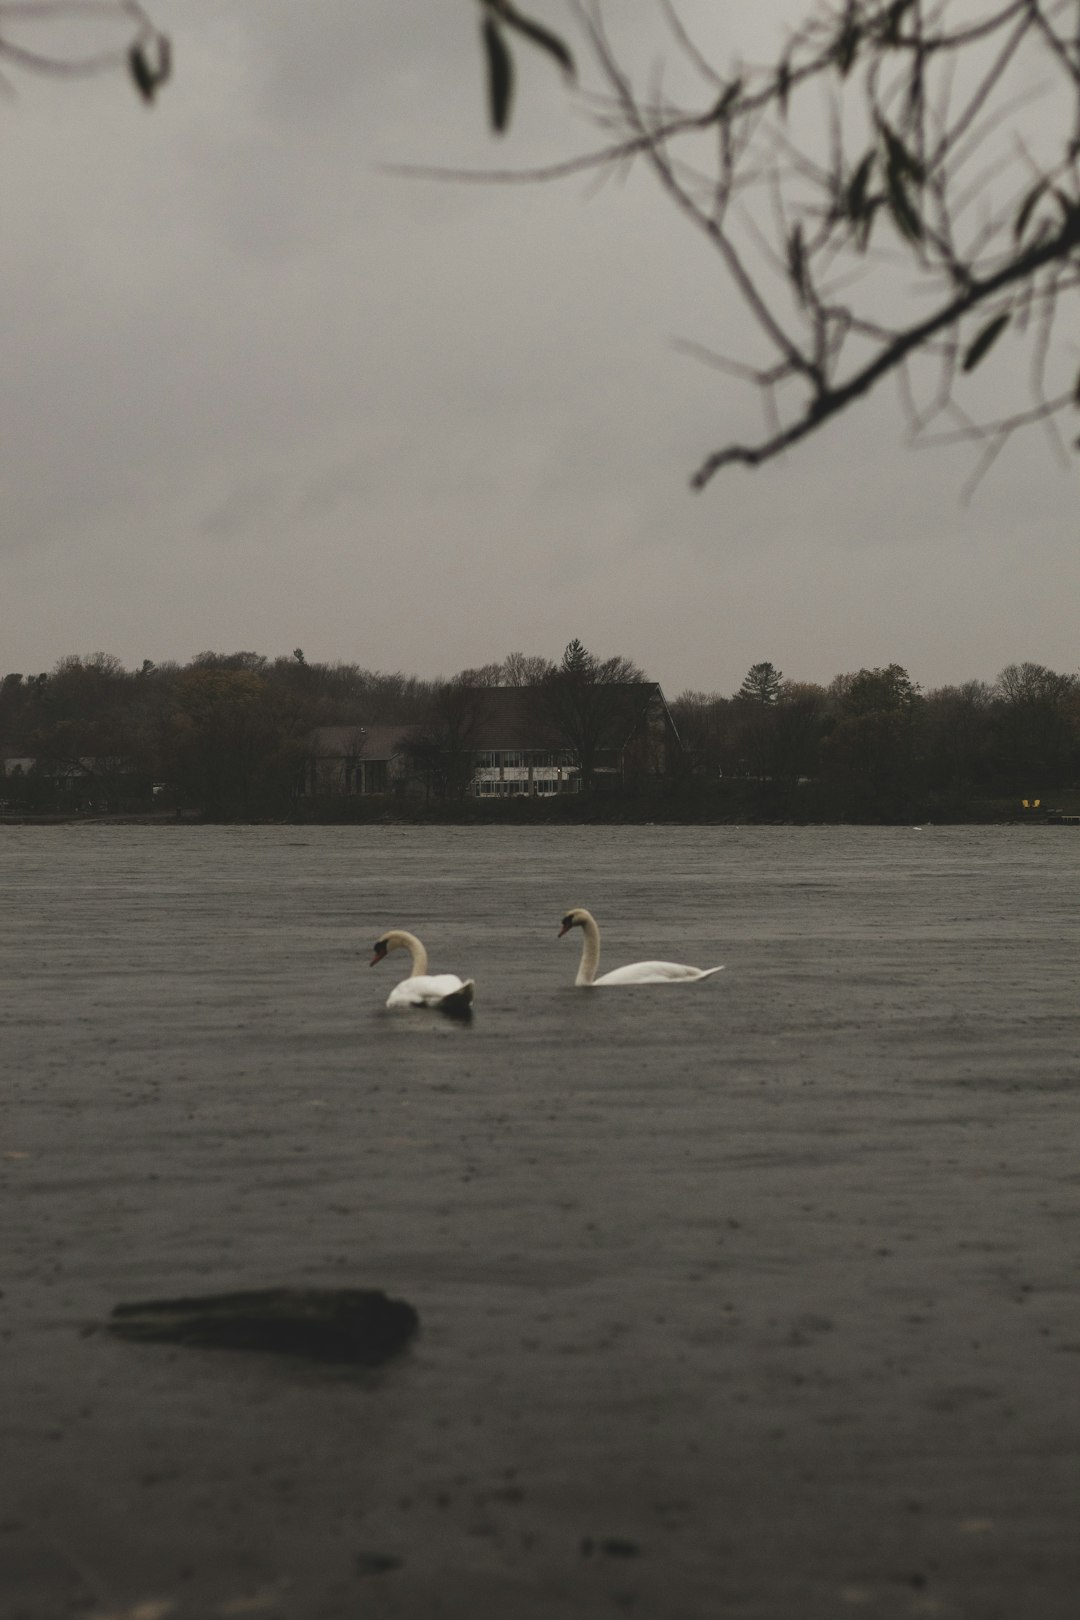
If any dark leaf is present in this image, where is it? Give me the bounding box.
[776,55,791,118]
[834,5,860,76]
[128,45,154,102]
[886,170,923,241]
[882,0,916,46]
[127,35,171,104]
[495,2,575,78]
[788,224,808,303]
[961,313,1010,373]
[905,59,924,118]
[854,195,883,252]
[714,76,743,120]
[880,121,924,185]
[482,16,514,133]
[846,151,876,220]
[128,46,153,101]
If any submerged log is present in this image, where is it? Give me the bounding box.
[108,1287,419,1365]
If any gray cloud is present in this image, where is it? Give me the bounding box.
[1,1,1077,694]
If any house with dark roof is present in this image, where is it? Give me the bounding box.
[299,724,412,797]
[301,682,682,800]
[451,685,576,799]
[457,683,682,797]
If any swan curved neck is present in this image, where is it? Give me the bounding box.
[576,914,600,986]
[389,930,428,976]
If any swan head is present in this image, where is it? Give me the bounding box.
[370,934,391,967]
[558,908,592,937]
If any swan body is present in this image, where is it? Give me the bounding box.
[370,929,474,1014]
[558,907,723,988]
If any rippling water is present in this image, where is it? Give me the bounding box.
[3,823,1079,1618]
[5,822,1077,1112]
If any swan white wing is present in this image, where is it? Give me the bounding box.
[386,974,473,1007]
[592,960,724,986]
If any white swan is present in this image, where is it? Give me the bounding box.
[370,929,475,1014]
[558,907,724,987]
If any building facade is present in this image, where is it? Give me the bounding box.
[302,683,682,800]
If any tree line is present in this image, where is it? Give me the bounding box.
[0,642,642,816]
[1,647,1077,820]
[671,660,1080,818]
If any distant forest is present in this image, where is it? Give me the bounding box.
[1,647,1078,823]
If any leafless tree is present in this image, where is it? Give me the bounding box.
[400,678,495,799]
[462,1,1080,491]
[500,650,556,686]
[537,638,647,788]
[456,660,505,687]
[771,680,828,786]
[922,678,994,787]
[993,659,1079,777]
[669,688,737,777]
[19,4,1080,489]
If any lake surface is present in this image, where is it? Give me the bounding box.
[2,824,1079,1619]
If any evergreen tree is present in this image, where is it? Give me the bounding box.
[737,663,783,706]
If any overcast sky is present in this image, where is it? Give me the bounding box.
[2,0,1077,696]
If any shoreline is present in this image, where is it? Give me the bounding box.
[0,807,1068,830]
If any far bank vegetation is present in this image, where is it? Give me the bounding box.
[1,647,1078,824]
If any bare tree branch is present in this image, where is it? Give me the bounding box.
[450,0,1080,487]
[690,208,1080,483]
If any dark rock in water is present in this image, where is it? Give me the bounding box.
[107,1287,419,1365]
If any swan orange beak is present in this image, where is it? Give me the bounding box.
[558,920,572,937]
[370,942,388,966]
